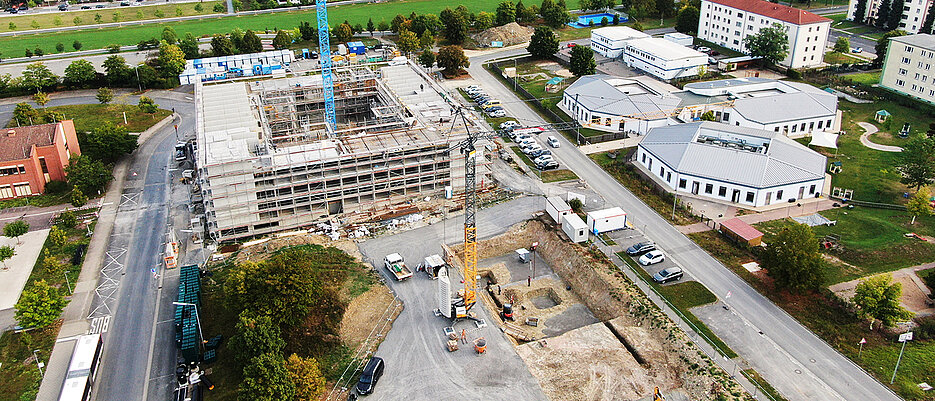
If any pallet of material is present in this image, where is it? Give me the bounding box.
[502,322,536,342]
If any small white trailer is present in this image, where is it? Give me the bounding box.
[586,207,627,234]
[545,196,572,225]
[561,214,588,243]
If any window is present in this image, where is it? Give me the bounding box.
[0,185,11,199]
[718,186,727,197]
[705,183,713,194]
[777,190,783,199]
[809,184,816,194]
[899,68,908,75]
[916,72,921,79]
[801,123,806,131]
[659,166,664,176]
[818,120,823,129]
[902,57,912,64]
[13,183,31,197]
[666,172,671,182]
[827,119,832,127]
[679,179,687,188]
[641,153,646,163]
[745,192,754,203]
[896,79,906,86]
[733,39,739,45]
[906,45,914,52]
[722,112,730,121]
[809,121,814,131]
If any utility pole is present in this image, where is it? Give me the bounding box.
[671,192,678,221]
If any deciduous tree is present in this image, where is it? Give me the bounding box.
[440,7,468,44]
[180,33,200,59]
[103,55,133,86]
[21,62,59,93]
[14,280,67,328]
[896,136,935,190]
[162,26,179,44]
[853,274,913,329]
[138,95,159,114]
[66,155,113,195]
[761,223,825,291]
[158,41,186,77]
[211,34,235,56]
[230,311,285,365]
[741,23,789,67]
[3,220,29,244]
[96,87,114,105]
[496,1,516,26]
[569,45,596,76]
[272,30,292,50]
[0,246,13,270]
[833,36,851,53]
[675,5,700,35]
[239,353,295,401]
[527,26,559,59]
[907,188,932,224]
[437,45,469,77]
[396,29,420,53]
[286,354,326,401]
[70,186,88,207]
[418,50,436,69]
[334,23,353,43]
[78,122,139,164]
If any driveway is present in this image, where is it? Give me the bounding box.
[357,196,548,401]
[465,46,900,400]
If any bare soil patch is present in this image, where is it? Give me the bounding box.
[339,286,399,347]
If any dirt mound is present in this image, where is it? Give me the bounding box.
[472,22,534,47]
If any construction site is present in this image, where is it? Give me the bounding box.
[192,62,491,242]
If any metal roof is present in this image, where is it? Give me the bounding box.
[707,0,830,25]
[639,122,826,188]
[889,33,935,50]
[683,78,837,124]
[591,26,649,41]
[565,75,682,120]
[624,37,708,61]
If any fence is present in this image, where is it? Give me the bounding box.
[829,197,907,211]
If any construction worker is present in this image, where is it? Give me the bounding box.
[460,329,467,344]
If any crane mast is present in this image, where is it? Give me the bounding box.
[316,0,336,131]
[461,111,478,310]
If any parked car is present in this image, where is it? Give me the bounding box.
[120,1,130,6]
[58,3,68,10]
[537,160,559,170]
[529,149,551,158]
[638,250,665,266]
[81,5,91,8]
[522,144,543,155]
[709,50,720,56]
[489,109,507,118]
[499,120,520,131]
[499,149,513,162]
[547,136,560,148]
[708,57,718,64]
[626,241,655,256]
[356,357,385,395]
[533,154,554,165]
[652,267,684,284]
[95,4,105,7]
[485,107,504,115]
[851,47,863,53]
[696,46,711,53]
[567,43,577,48]
[482,102,502,111]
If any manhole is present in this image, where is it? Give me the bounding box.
[794,369,802,374]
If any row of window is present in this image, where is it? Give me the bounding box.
[0,165,26,176]
[0,183,32,199]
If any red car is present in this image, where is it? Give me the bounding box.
[567,43,577,48]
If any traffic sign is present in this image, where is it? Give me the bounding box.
[898,332,913,342]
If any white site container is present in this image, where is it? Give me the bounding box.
[561,214,588,243]
[546,196,572,225]
[586,207,627,234]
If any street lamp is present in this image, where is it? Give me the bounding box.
[32,350,44,377]
[172,302,205,348]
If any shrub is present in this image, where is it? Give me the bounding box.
[45,180,69,194]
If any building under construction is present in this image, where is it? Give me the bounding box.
[193,62,489,242]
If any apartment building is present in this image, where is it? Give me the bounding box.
[194,62,489,242]
[880,34,935,103]
[847,0,932,34]
[0,121,80,199]
[698,0,831,68]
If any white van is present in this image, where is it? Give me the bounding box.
[389,56,408,66]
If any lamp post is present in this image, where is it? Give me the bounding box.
[172,302,205,348]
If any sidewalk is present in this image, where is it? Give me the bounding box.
[678,198,837,234]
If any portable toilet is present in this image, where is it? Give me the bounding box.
[302,48,310,59]
[337,43,348,55]
[561,214,588,243]
[347,41,366,55]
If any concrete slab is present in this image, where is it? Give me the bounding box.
[0,229,50,310]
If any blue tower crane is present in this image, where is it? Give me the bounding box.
[316,0,336,132]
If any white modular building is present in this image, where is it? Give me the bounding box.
[560,75,682,134]
[590,26,650,58]
[586,207,628,234]
[622,37,709,81]
[546,196,572,225]
[664,32,695,47]
[561,214,589,243]
[697,0,830,69]
[179,50,295,85]
[636,122,826,208]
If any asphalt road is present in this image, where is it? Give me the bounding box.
[357,196,548,401]
[466,46,900,400]
[828,28,877,56]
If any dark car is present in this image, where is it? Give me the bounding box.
[58,4,67,10]
[120,1,130,6]
[81,5,91,8]
[652,267,684,284]
[95,4,105,7]
[537,160,559,170]
[529,149,552,158]
[625,241,655,256]
[356,357,384,395]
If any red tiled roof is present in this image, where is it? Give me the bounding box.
[720,218,764,241]
[709,0,831,25]
[0,123,57,162]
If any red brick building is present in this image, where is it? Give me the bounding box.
[0,121,81,199]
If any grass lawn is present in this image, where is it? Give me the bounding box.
[818,99,932,204]
[0,214,95,401]
[686,230,935,400]
[755,208,935,283]
[45,104,171,133]
[741,369,789,401]
[2,0,584,56]
[618,253,737,358]
[843,71,882,85]
[541,168,579,183]
[824,51,863,65]
[589,150,699,225]
[0,192,72,209]
[827,13,850,23]
[1,2,223,34]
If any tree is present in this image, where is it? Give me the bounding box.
[568,198,583,213]
[419,31,434,50]
[853,274,913,329]
[298,22,316,41]
[42,250,66,275]
[21,62,59,93]
[57,211,77,229]
[158,41,186,78]
[162,26,179,44]
[418,50,436,69]
[440,7,468,44]
[180,33,200,59]
[887,0,904,30]
[211,34,235,56]
[656,0,675,18]
[71,186,88,207]
[527,26,559,59]
[4,220,29,244]
[396,29,420,53]
[496,1,516,26]
[874,30,907,67]
[25,48,33,58]
[103,55,132,86]
[391,14,407,33]
[230,312,285,365]
[272,30,292,50]
[79,122,139,164]
[334,23,353,43]
[741,23,789,67]
[569,45,596,76]
[286,354,326,401]
[56,43,65,53]
[72,40,82,51]
[761,223,825,291]
[239,353,295,401]
[33,91,50,108]
[437,45,469,77]
[138,96,159,114]
[34,46,44,57]
[854,0,868,24]
[62,59,96,88]
[377,20,390,32]
[907,188,932,224]
[515,0,528,22]
[875,0,891,28]
[13,103,39,126]
[410,14,441,36]
[14,280,67,328]
[49,226,67,248]
[676,5,700,35]
[66,155,113,195]
[238,30,262,54]
[541,0,571,28]
[0,246,13,270]
[476,12,495,30]
[833,36,851,53]
[896,136,935,190]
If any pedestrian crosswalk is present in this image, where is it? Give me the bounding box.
[89,315,111,334]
